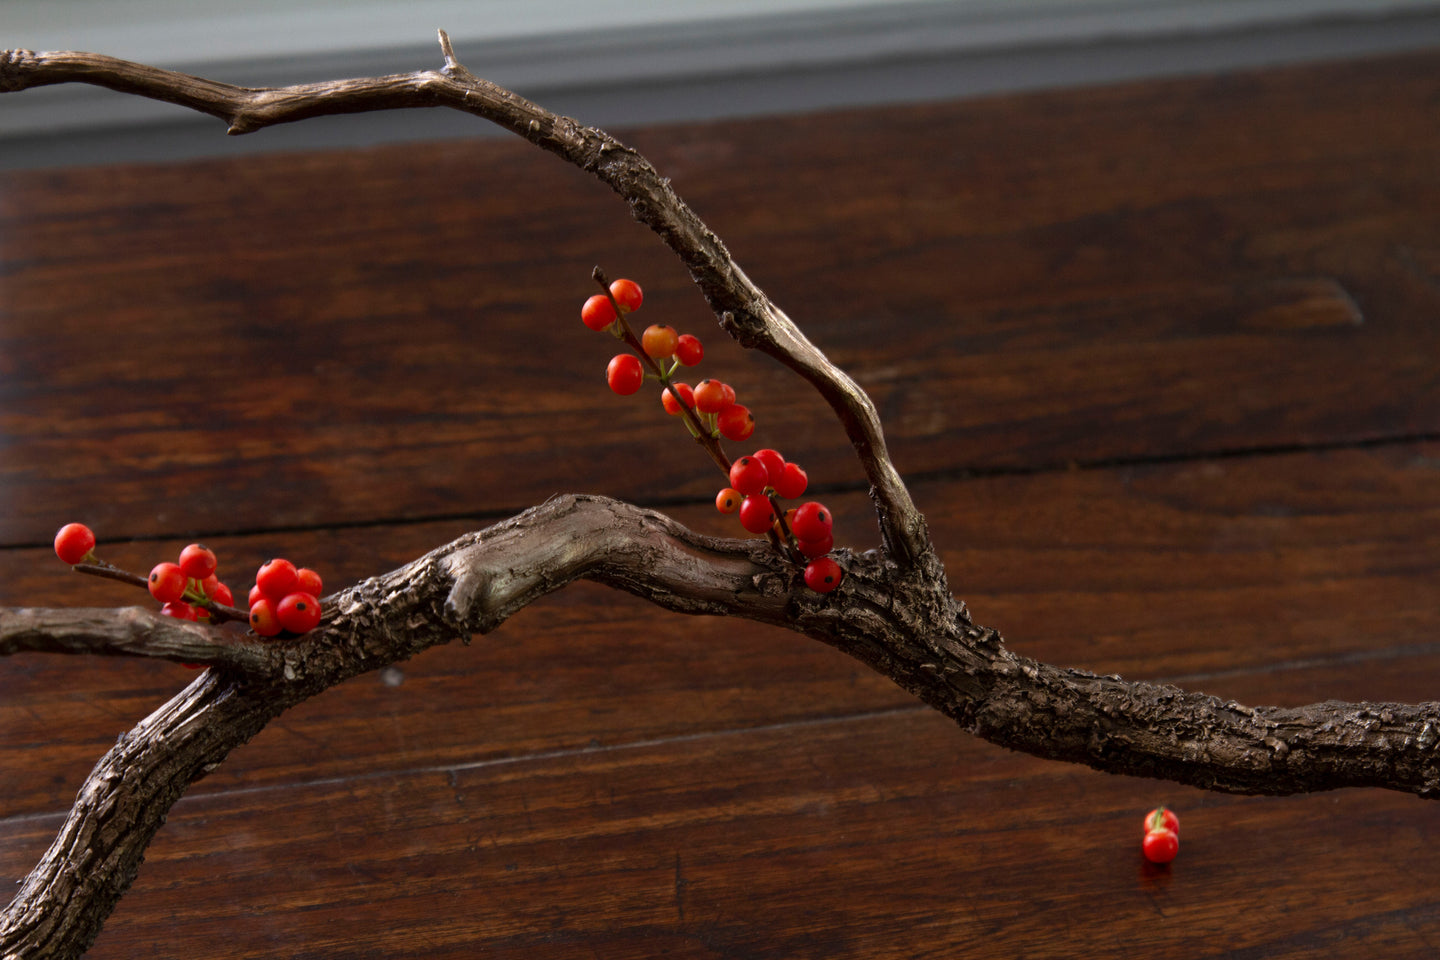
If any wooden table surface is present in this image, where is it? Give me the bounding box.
[3,48,1439,958]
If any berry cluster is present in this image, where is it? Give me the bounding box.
[147,542,235,623]
[716,449,842,592]
[246,558,324,637]
[588,278,754,443]
[1141,806,1180,865]
[580,273,842,593]
[53,522,324,642]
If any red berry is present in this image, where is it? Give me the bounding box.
[796,533,834,558]
[660,382,695,415]
[207,581,235,608]
[148,562,187,603]
[277,592,322,634]
[751,449,785,484]
[729,456,770,496]
[694,379,736,414]
[160,600,197,621]
[1144,807,1180,837]
[674,333,704,366]
[716,403,755,442]
[178,543,217,580]
[609,278,643,313]
[738,495,776,534]
[54,523,96,565]
[803,556,844,593]
[715,487,741,514]
[248,583,264,608]
[642,324,679,359]
[296,567,323,596]
[606,354,645,396]
[255,558,299,602]
[773,461,808,500]
[248,597,283,638]
[1142,827,1179,865]
[790,501,833,542]
[581,294,617,330]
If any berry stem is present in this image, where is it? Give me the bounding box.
[73,561,249,624]
[593,267,732,477]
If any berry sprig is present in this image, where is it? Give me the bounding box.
[1142,805,1180,865]
[579,271,844,593]
[52,522,325,641]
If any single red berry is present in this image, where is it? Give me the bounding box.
[716,403,755,441]
[296,567,323,597]
[277,591,323,634]
[751,449,785,484]
[804,556,844,593]
[660,382,695,415]
[694,379,736,414]
[729,456,770,497]
[674,333,704,366]
[773,461,809,500]
[609,278,643,313]
[248,597,283,638]
[1144,807,1180,837]
[1142,827,1179,865]
[207,581,235,608]
[160,600,197,621]
[738,495,776,534]
[715,487,741,514]
[148,562,187,603]
[248,583,264,608]
[642,324,679,359]
[790,501,833,542]
[581,294,618,330]
[53,523,96,565]
[606,353,645,396]
[796,533,834,559]
[178,543,217,580]
[255,558,299,602]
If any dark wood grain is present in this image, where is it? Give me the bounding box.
[3,48,1440,959]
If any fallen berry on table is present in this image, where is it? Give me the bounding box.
[674,333,704,366]
[715,487,741,514]
[54,523,97,565]
[1142,827,1179,865]
[1144,806,1180,837]
[148,562,187,603]
[716,403,755,441]
[606,353,645,395]
[177,543,217,580]
[738,495,776,534]
[803,556,843,592]
[660,381,695,415]
[581,294,618,330]
[790,501,833,542]
[642,324,679,359]
[609,278,643,313]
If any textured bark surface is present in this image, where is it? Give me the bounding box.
[1,37,1438,960]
